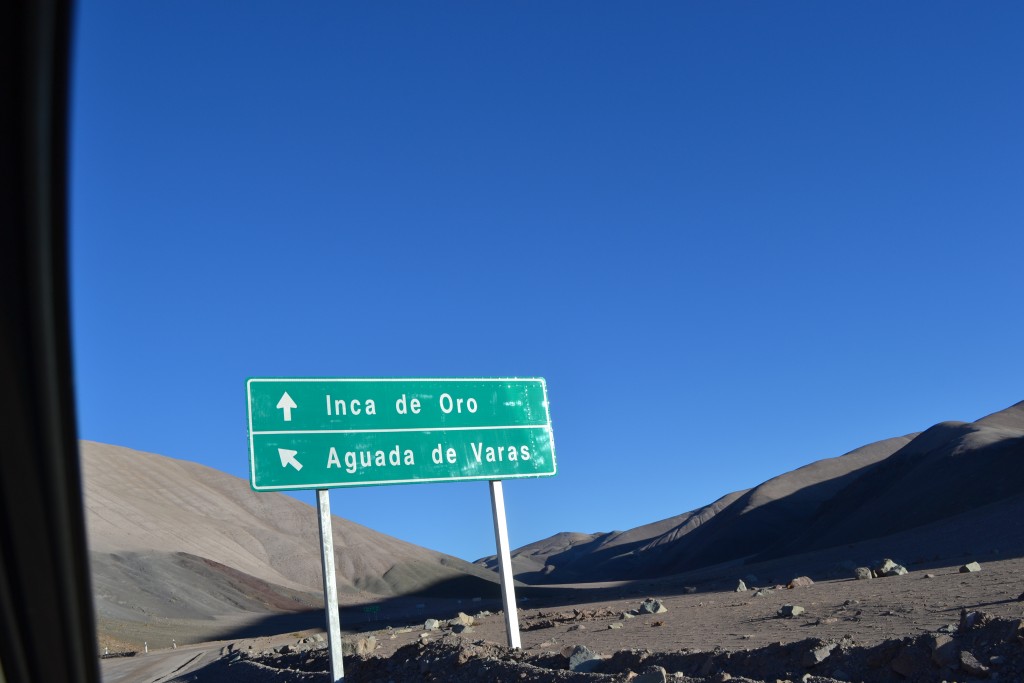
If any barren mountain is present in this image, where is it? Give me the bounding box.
[480,401,1024,583]
[81,441,499,645]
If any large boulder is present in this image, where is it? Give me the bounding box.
[802,642,836,667]
[634,665,668,683]
[568,645,603,673]
[778,604,805,618]
[447,612,474,627]
[925,634,958,668]
[357,636,376,655]
[639,598,668,614]
[959,650,989,677]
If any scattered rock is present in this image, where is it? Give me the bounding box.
[608,623,622,630]
[802,642,836,667]
[567,624,585,632]
[924,573,936,579]
[925,633,958,668]
[735,579,747,592]
[524,618,557,631]
[778,604,805,618]
[424,618,440,631]
[447,612,474,627]
[351,636,376,656]
[634,664,668,683]
[650,620,664,627]
[452,624,475,634]
[753,589,772,598]
[567,645,603,673]
[854,567,873,580]
[620,612,635,619]
[788,576,814,589]
[639,598,668,614]
[960,609,990,631]
[890,643,931,678]
[960,561,982,573]
[960,650,989,676]
[870,558,909,577]
[877,558,900,574]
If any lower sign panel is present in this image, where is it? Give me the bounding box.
[250,427,555,491]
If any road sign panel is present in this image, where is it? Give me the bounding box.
[246,378,556,491]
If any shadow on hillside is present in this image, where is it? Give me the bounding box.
[206,573,680,641]
[516,433,1024,585]
[207,574,505,641]
[206,538,1022,643]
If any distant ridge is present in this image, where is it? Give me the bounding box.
[478,401,1024,583]
[82,441,499,644]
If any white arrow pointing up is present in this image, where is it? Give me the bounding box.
[276,392,297,421]
[278,448,302,471]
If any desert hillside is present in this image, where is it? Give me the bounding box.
[81,441,499,644]
[479,401,1024,583]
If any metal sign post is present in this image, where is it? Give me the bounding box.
[316,489,344,682]
[489,480,521,649]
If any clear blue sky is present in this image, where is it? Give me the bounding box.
[70,2,1023,563]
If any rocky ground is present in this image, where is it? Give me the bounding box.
[102,555,1024,682]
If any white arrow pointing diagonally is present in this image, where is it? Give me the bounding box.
[276,391,297,421]
[278,448,302,471]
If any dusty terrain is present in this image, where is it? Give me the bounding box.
[102,555,1024,682]
[88,401,1024,680]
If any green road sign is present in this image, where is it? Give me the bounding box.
[246,378,556,491]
